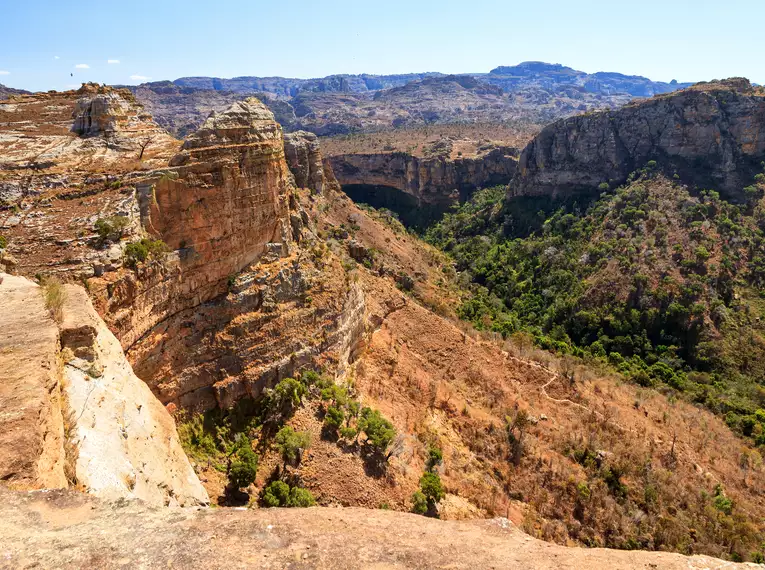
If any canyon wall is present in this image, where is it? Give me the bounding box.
[328,145,518,209]
[95,98,293,349]
[83,98,366,412]
[513,79,765,201]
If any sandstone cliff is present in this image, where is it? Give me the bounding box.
[97,97,294,349]
[59,285,208,506]
[514,79,765,201]
[284,130,326,194]
[0,274,208,506]
[0,275,68,490]
[84,99,367,412]
[328,142,519,213]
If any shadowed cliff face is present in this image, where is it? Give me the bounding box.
[514,79,765,201]
[328,145,519,226]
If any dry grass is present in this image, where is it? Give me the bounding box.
[42,276,66,323]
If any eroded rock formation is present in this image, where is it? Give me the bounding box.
[83,98,366,412]
[72,84,160,139]
[0,275,68,490]
[328,143,519,212]
[59,285,208,506]
[97,97,293,349]
[514,79,765,201]
[284,130,326,194]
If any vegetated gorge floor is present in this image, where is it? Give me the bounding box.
[0,486,750,570]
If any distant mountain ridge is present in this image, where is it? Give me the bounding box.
[0,84,31,99]
[164,61,691,99]
[483,61,691,97]
[124,62,697,137]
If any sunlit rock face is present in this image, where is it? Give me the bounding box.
[514,79,765,202]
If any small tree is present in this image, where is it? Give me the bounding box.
[323,405,345,437]
[426,446,443,472]
[264,378,306,425]
[228,438,259,490]
[506,409,530,465]
[358,407,396,458]
[411,490,428,514]
[274,426,311,467]
[414,472,445,516]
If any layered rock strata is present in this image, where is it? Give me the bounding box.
[88,99,364,412]
[95,98,294,349]
[328,144,518,209]
[283,130,326,194]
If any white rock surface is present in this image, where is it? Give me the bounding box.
[60,285,208,506]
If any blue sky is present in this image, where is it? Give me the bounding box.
[1,0,763,91]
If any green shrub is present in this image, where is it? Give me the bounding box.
[339,426,358,441]
[263,378,306,424]
[713,485,733,515]
[411,490,428,514]
[288,486,316,507]
[262,480,290,507]
[420,472,445,502]
[274,426,310,465]
[124,238,167,268]
[262,480,315,507]
[0,235,7,249]
[426,446,443,471]
[358,407,395,455]
[228,438,259,490]
[94,216,129,243]
[323,405,345,434]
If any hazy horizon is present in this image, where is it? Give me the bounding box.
[2,0,763,92]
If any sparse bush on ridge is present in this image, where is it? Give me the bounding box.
[124,238,167,268]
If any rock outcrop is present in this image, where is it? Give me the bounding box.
[283,130,326,194]
[0,486,750,570]
[98,97,293,349]
[88,99,362,411]
[0,275,68,490]
[328,143,518,212]
[59,285,208,506]
[0,274,208,506]
[514,79,765,201]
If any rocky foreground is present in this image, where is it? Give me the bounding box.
[0,486,748,570]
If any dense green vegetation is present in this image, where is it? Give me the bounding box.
[427,166,765,446]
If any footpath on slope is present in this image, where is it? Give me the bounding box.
[0,486,749,570]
